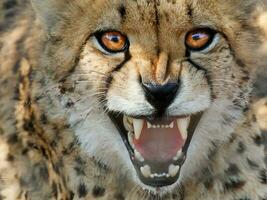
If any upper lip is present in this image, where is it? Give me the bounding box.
[122,114,190,122]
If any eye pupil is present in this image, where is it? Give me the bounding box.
[192,34,200,41]
[107,35,119,43]
[112,37,119,43]
[192,33,206,40]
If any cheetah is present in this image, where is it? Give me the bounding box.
[0,0,266,199]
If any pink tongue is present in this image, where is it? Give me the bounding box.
[133,121,185,162]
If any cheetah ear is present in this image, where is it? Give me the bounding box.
[30,0,64,31]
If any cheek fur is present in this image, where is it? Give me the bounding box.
[168,63,211,116]
[73,43,128,97]
[188,38,251,102]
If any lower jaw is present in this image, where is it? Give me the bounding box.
[132,156,185,187]
[108,112,203,188]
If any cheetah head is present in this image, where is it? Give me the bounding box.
[32,0,261,193]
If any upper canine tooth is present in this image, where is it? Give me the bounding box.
[133,119,144,140]
[147,122,152,129]
[177,117,190,140]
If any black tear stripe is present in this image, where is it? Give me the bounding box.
[185,50,214,100]
[100,51,132,106]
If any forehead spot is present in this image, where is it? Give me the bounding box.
[118,5,126,19]
[187,3,193,17]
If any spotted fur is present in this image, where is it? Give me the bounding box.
[0,0,266,199]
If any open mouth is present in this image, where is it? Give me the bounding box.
[108,113,202,188]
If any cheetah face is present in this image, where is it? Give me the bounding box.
[75,25,215,187]
[70,2,253,190]
[34,0,256,193]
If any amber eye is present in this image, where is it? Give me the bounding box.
[185,29,215,51]
[95,31,129,53]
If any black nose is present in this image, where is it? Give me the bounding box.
[142,82,179,111]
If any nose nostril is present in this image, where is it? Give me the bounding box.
[142,83,178,97]
[142,82,179,111]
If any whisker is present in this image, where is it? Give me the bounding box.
[212,79,242,85]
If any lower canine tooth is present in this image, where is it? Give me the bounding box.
[168,164,180,177]
[140,165,151,178]
[173,150,183,161]
[177,149,182,156]
[177,117,190,140]
[134,150,144,162]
